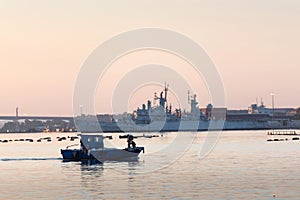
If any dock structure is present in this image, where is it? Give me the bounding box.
[0,115,74,121]
[267,130,299,136]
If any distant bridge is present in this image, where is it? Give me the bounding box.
[0,116,74,121]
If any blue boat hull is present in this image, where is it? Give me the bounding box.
[61,149,93,161]
[61,147,144,162]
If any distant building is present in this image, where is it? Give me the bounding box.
[201,104,227,120]
[97,114,114,123]
[248,103,296,118]
[227,109,248,115]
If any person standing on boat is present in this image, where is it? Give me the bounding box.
[131,140,136,148]
[127,135,136,148]
[80,139,89,154]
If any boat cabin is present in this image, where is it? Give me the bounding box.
[79,134,104,149]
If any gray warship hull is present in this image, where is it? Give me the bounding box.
[75,117,293,133]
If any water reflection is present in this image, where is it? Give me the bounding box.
[79,163,104,199]
[80,163,103,180]
[81,160,103,166]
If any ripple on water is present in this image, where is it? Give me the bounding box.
[0,131,299,199]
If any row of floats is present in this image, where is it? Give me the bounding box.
[0,136,80,143]
[267,137,300,142]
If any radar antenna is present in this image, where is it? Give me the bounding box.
[164,82,169,104]
[260,98,265,107]
[153,92,158,106]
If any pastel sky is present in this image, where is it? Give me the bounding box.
[1,0,300,116]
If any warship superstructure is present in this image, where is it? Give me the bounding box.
[74,83,298,133]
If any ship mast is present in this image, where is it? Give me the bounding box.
[164,82,169,110]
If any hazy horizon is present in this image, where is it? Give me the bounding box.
[1,0,300,116]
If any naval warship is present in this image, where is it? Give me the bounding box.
[74,83,292,133]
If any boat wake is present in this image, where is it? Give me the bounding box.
[0,158,62,161]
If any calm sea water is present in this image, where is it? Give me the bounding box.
[0,130,299,200]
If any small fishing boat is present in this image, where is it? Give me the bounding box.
[61,134,144,162]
